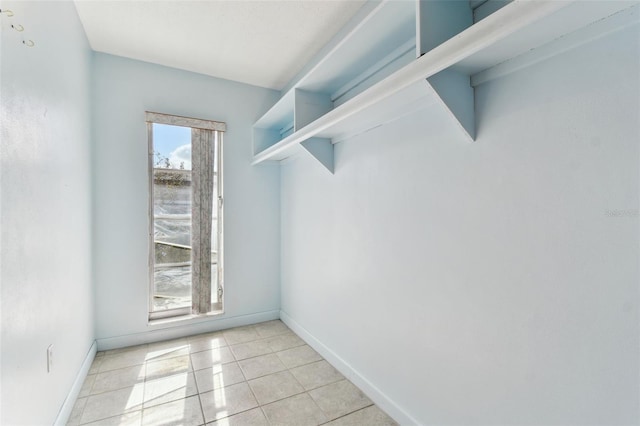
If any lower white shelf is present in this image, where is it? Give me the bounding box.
[252,80,435,165]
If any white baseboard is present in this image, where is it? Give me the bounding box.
[96,310,280,351]
[54,340,97,426]
[280,310,420,426]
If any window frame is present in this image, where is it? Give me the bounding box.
[145,111,226,320]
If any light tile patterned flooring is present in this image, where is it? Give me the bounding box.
[68,320,398,426]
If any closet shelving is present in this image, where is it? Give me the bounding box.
[252,0,639,172]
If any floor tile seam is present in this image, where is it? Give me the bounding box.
[305,378,351,400]
[192,367,206,395]
[316,403,376,426]
[188,345,235,359]
[198,392,261,424]
[187,332,228,342]
[196,390,207,426]
[285,358,348,390]
[192,363,248,394]
[258,404,274,426]
[237,364,288,381]
[187,343,229,355]
[225,328,291,344]
[93,362,146,377]
[80,403,141,425]
[186,331,225,341]
[145,351,193,365]
[144,350,192,365]
[229,346,276,362]
[88,380,146,397]
[102,343,149,361]
[98,361,146,374]
[244,371,266,417]
[253,329,295,340]
[230,333,277,345]
[268,341,307,353]
[247,368,308,407]
[229,333,306,361]
[144,362,195,378]
[141,381,199,409]
[260,390,328,425]
[144,369,194,384]
[186,338,228,348]
[147,339,190,349]
[141,395,205,424]
[296,375,344,392]
[202,405,258,425]
[224,336,273,348]
[181,393,206,426]
[80,409,143,426]
[223,337,261,346]
[283,366,307,395]
[84,374,96,397]
[269,328,299,336]
[101,344,149,357]
[287,358,333,377]
[73,397,88,426]
[190,357,237,371]
[229,331,301,351]
[253,386,308,407]
[308,393,372,423]
[279,355,326,371]
[305,389,332,417]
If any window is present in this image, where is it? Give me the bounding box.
[146,112,225,319]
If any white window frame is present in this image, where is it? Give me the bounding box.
[146,111,225,320]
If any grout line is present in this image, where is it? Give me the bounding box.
[260,404,273,426]
[196,386,206,426]
[75,397,87,426]
[317,403,376,425]
[243,368,264,421]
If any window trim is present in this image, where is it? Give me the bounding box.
[145,111,225,320]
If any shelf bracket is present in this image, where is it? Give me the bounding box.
[417,0,475,142]
[301,137,334,173]
[427,69,475,141]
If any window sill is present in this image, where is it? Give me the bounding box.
[148,308,224,328]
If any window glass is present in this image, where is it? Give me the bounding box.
[152,123,193,311]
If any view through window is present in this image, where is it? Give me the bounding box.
[147,113,224,319]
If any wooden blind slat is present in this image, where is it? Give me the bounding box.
[145,111,226,132]
[191,129,215,314]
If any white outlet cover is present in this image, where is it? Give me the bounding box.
[47,344,53,373]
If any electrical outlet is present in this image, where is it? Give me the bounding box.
[47,344,53,373]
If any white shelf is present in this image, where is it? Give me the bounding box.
[252,0,639,171]
[253,80,435,163]
[452,0,639,76]
[280,1,416,102]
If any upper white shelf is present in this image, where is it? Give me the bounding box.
[452,0,639,76]
[252,0,416,154]
[252,0,639,168]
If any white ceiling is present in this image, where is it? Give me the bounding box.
[74,0,367,90]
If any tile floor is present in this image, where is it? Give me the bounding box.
[67,320,398,426]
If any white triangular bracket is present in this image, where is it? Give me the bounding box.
[427,69,475,142]
[417,0,475,142]
[301,137,334,173]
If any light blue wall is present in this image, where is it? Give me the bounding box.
[281,26,639,425]
[0,1,94,424]
[91,53,281,343]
